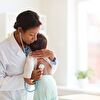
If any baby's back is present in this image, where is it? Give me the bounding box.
[35,58,52,75]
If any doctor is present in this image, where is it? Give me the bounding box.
[0,10,56,100]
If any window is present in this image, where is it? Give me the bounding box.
[67,0,100,92]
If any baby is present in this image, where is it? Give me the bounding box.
[23,33,58,100]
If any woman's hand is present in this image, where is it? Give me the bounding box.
[37,58,52,75]
[24,78,35,85]
[31,68,43,81]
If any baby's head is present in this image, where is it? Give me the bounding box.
[29,33,47,51]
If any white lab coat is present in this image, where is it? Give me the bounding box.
[0,33,27,100]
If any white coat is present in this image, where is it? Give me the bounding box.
[0,33,27,100]
[0,33,58,100]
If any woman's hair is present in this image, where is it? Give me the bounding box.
[29,33,47,51]
[14,10,41,31]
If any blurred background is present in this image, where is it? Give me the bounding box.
[0,0,100,99]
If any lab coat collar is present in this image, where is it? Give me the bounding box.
[8,33,26,57]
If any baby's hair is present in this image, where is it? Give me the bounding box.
[29,33,47,51]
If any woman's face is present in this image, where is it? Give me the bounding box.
[21,27,40,44]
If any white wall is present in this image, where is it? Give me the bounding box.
[40,0,67,86]
[0,0,40,13]
[0,0,41,41]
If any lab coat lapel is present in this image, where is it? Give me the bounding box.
[8,33,26,57]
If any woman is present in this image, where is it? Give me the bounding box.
[0,10,56,100]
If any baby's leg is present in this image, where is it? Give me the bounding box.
[33,75,58,100]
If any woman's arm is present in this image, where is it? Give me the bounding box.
[23,54,43,85]
[0,61,24,91]
[23,55,35,79]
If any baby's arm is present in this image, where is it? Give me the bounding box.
[23,54,36,85]
[47,57,58,74]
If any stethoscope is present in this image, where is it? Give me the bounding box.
[24,81,38,92]
[19,32,26,53]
